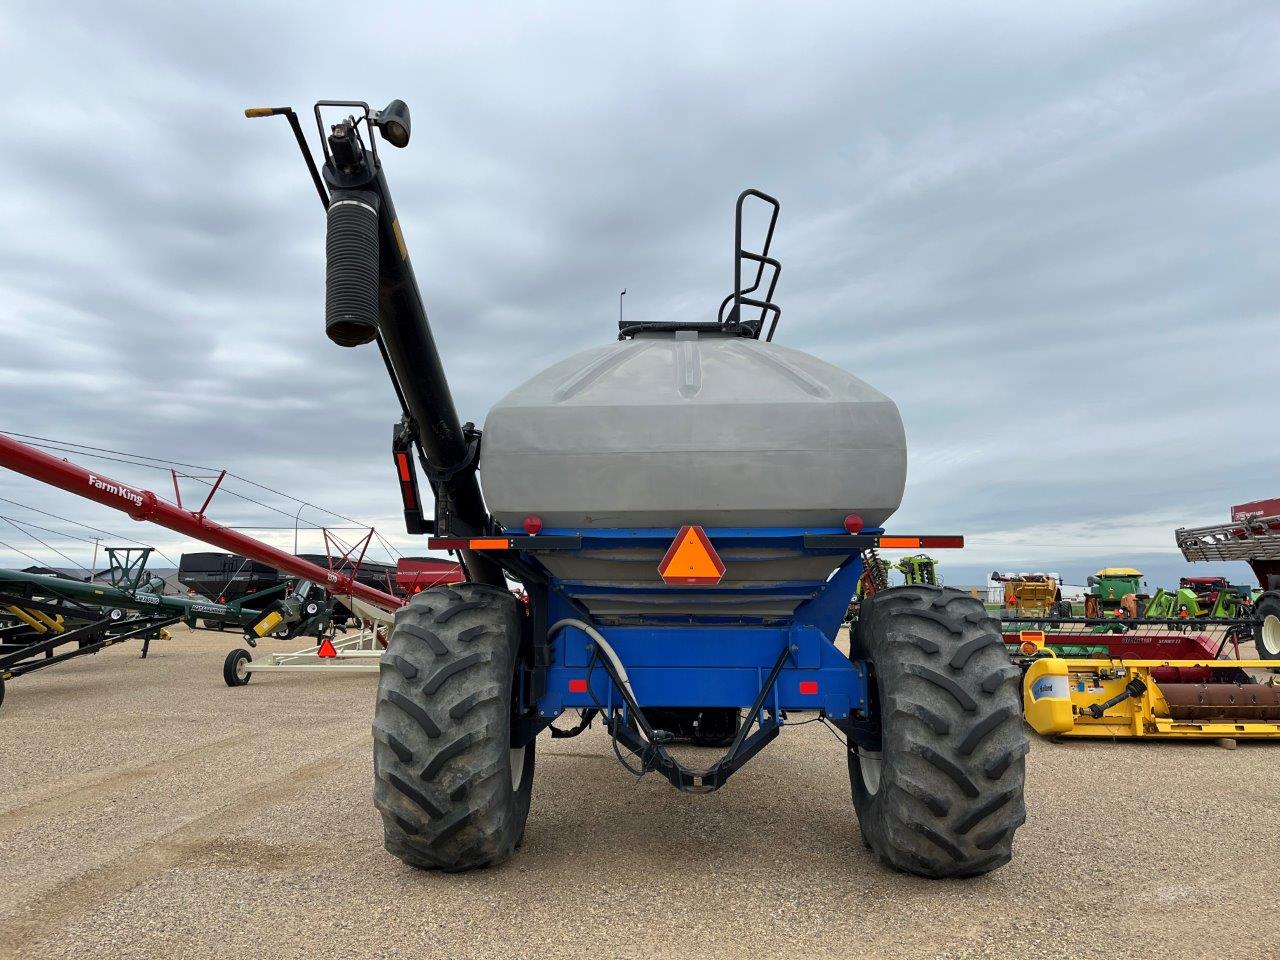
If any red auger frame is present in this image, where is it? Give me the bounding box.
[0,433,403,614]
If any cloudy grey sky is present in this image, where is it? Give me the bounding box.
[0,0,1276,589]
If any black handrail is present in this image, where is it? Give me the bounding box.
[716,189,782,340]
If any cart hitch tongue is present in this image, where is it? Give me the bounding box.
[599,640,797,793]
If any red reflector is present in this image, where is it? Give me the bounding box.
[843,514,864,533]
[317,637,338,658]
[400,484,416,510]
[799,680,819,695]
[395,452,412,482]
[568,678,588,693]
[877,535,965,549]
[523,515,543,535]
[427,538,467,550]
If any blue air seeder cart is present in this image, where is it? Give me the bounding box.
[252,97,1028,878]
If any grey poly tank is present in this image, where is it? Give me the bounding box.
[480,329,906,532]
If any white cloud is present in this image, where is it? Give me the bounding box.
[0,0,1275,593]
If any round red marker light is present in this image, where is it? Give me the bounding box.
[523,515,543,535]
[843,514,864,534]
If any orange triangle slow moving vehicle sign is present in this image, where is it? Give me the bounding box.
[658,525,726,585]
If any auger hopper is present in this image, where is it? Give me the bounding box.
[247,96,1030,880]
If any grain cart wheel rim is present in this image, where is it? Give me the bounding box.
[373,583,534,872]
[857,748,883,795]
[510,745,527,791]
[848,585,1029,879]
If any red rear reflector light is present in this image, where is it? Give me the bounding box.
[843,514,864,533]
[395,452,412,482]
[799,680,819,695]
[317,637,338,658]
[523,515,543,535]
[568,678,588,693]
[878,535,965,549]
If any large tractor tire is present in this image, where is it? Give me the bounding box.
[849,585,1028,878]
[1255,592,1280,662]
[372,583,534,872]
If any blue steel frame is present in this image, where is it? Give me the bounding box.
[518,527,875,731]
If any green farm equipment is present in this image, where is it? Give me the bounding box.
[1138,578,1249,621]
[0,547,328,638]
[894,554,938,586]
[0,546,338,709]
[1083,567,1145,618]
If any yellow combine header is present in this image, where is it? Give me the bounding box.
[1022,646,1280,740]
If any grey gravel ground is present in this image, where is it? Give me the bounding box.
[2,624,1278,960]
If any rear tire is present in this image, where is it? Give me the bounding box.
[373,583,533,872]
[849,585,1028,878]
[1255,593,1280,662]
